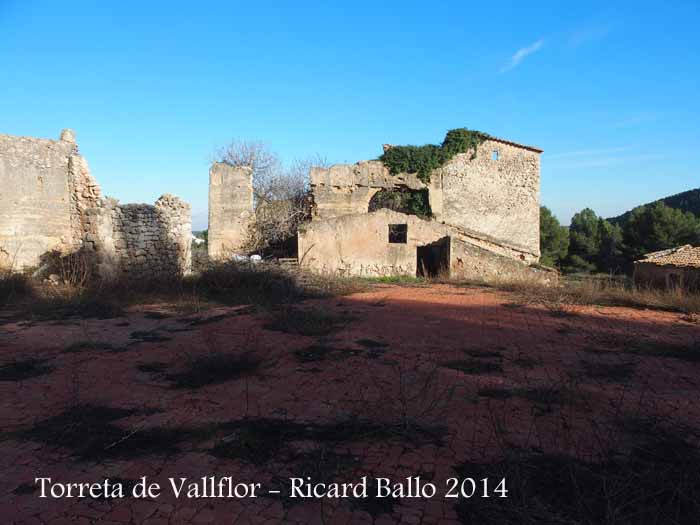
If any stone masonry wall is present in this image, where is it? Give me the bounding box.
[208,162,254,260]
[85,194,191,279]
[298,209,553,282]
[1,128,192,277]
[309,160,439,221]
[299,209,449,277]
[439,139,540,257]
[0,129,95,269]
[309,138,541,260]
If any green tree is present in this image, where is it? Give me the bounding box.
[596,219,624,273]
[622,202,700,261]
[539,206,569,268]
[566,208,600,272]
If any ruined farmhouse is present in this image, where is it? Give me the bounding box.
[0,130,191,277]
[2,127,549,283]
[209,131,553,282]
[634,245,700,291]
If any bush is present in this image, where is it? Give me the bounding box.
[0,272,33,307]
[380,128,490,183]
[198,262,303,306]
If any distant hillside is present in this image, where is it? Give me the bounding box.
[609,188,700,225]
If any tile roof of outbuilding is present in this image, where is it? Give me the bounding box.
[636,245,700,268]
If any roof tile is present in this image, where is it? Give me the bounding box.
[636,245,700,268]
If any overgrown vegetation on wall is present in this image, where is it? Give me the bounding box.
[380,128,490,183]
[368,188,432,218]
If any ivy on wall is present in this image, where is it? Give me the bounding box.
[379,128,490,184]
[368,188,432,219]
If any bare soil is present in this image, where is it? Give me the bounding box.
[1,283,699,524]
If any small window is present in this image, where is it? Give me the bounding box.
[388,224,407,243]
[492,150,500,161]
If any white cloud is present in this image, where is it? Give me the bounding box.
[500,39,544,73]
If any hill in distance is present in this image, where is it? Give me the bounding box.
[608,188,700,225]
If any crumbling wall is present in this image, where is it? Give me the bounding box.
[450,237,555,284]
[85,194,191,279]
[298,209,551,282]
[310,161,440,221]
[309,138,541,260]
[0,129,99,269]
[208,162,254,260]
[0,128,191,277]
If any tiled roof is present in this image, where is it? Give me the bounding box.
[488,136,543,154]
[636,245,700,268]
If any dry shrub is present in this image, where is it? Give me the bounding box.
[489,274,700,314]
[198,261,303,306]
[456,419,700,524]
[353,363,454,444]
[300,270,369,297]
[264,305,354,336]
[0,271,34,307]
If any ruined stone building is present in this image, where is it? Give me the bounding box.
[0,129,192,277]
[208,133,553,282]
[634,245,700,291]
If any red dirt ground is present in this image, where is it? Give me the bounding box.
[1,284,699,524]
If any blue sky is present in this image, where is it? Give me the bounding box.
[1,1,698,229]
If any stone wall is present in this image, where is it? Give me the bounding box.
[309,138,541,259]
[208,162,254,260]
[450,237,555,284]
[0,128,192,277]
[634,262,700,291]
[299,209,449,276]
[310,160,436,221]
[298,209,554,283]
[439,139,540,257]
[0,129,98,269]
[85,195,191,279]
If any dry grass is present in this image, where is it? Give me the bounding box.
[463,273,700,314]
[264,305,355,336]
[0,271,33,308]
[0,260,368,321]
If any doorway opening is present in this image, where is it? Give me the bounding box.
[417,236,450,278]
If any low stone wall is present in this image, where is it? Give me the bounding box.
[450,237,556,284]
[634,262,700,291]
[85,194,191,279]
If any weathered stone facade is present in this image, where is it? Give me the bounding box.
[309,138,541,259]
[208,162,254,260]
[438,139,540,257]
[633,246,700,291]
[85,195,192,279]
[299,209,554,283]
[310,161,432,220]
[299,135,546,281]
[0,129,191,277]
[0,129,100,269]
